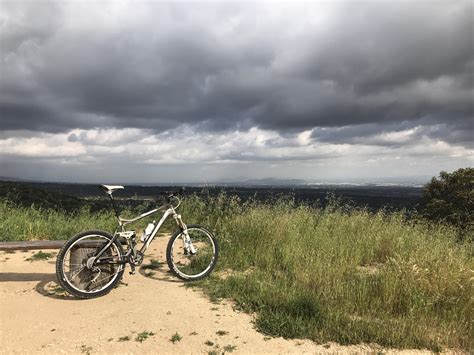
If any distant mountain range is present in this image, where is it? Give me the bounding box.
[217,178,307,186]
[209,177,428,187]
[0,175,429,187]
[0,176,31,182]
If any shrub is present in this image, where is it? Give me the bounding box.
[420,167,473,240]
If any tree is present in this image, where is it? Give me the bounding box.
[420,167,473,239]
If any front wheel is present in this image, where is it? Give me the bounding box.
[166,225,218,281]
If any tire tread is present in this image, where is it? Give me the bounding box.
[55,230,125,299]
[166,224,218,281]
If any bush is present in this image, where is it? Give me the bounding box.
[420,168,473,240]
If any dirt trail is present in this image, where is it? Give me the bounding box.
[1,235,436,354]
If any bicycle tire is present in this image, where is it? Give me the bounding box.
[56,230,125,299]
[166,225,218,281]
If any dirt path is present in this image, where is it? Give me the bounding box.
[1,236,436,354]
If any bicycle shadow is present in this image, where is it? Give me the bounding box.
[0,260,185,300]
[138,260,183,284]
[0,272,79,300]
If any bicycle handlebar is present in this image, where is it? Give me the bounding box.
[159,187,186,208]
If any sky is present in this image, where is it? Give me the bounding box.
[0,0,473,184]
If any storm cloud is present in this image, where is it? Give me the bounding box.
[0,1,472,182]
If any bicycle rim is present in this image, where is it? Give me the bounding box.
[169,227,216,279]
[61,234,122,294]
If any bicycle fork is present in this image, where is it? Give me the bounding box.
[173,213,197,255]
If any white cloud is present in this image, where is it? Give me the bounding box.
[1,126,472,182]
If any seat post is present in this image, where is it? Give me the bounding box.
[108,194,120,217]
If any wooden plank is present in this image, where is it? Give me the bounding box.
[0,240,65,251]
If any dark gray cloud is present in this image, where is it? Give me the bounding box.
[0,1,472,185]
[1,0,472,147]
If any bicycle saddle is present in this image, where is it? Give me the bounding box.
[98,184,124,194]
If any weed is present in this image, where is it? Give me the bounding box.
[135,331,155,343]
[80,344,92,355]
[216,330,229,336]
[210,295,221,304]
[118,336,131,342]
[25,251,55,262]
[190,331,198,335]
[170,332,182,343]
[223,344,237,352]
[205,340,214,346]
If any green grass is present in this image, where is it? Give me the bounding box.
[183,194,473,351]
[223,344,237,352]
[135,331,155,342]
[80,344,93,355]
[170,332,182,343]
[0,200,116,241]
[1,194,472,351]
[25,251,55,261]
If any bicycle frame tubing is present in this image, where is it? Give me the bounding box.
[93,197,186,264]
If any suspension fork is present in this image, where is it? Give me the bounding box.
[173,212,197,254]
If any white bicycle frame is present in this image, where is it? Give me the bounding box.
[120,199,195,253]
[94,195,196,266]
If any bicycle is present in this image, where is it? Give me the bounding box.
[56,184,218,298]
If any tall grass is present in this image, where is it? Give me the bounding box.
[0,200,116,241]
[0,194,472,350]
[181,194,473,351]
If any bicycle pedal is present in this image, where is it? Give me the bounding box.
[129,270,135,275]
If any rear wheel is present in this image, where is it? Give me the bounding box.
[166,225,218,281]
[56,230,125,299]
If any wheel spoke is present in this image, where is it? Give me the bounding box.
[168,227,217,280]
[69,266,86,280]
[59,234,123,296]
